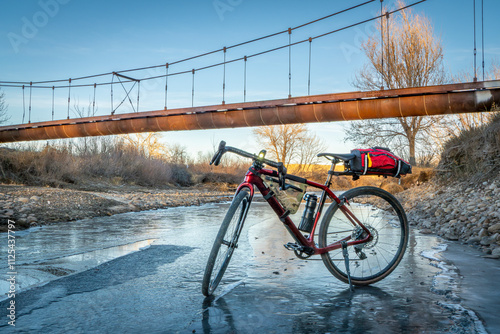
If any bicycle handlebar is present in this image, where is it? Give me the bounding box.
[210,141,288,187]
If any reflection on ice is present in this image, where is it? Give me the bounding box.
[0,239,156,299]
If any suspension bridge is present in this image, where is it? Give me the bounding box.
[0,0,498,143]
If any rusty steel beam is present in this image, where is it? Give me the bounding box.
[0,81,499,143]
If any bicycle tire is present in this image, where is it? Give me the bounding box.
[202,189,251,296]
[318,186,408,286]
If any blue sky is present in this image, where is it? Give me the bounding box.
[1,0,499,157]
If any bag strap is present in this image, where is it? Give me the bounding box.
[363,154,368,175]
[395,160,401,177]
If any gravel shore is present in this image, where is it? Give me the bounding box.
[0,184,232,232]
[396,176,500,259]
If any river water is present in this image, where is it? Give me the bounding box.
[0,201,492,333]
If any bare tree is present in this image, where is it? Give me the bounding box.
[0,89,10,124]
[120,132,168,159]
[346,1,445,165]
[165,143,189,165]
[295,132,328,173]
[253,124,326,168]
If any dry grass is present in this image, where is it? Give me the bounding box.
[437,113,500,183]
[0,144,192,188]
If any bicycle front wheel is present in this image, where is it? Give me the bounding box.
[318,186,408,286]
[202,189,251,296]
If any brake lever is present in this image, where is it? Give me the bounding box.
[210,140,227,166]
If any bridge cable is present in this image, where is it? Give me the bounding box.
[385,11,390,88]
[223,47,227,105]
[0,0,419,92]
[92,83,96,116]
[22,85,25,124]
[0,0,375,86]
[7,0,425,91]
[111,74,114,115]
[243,56,247,102]
[164,63,169,110]
[52,86,55,120]
[481,0,484,81]
[67,78,71,119]
[114,74,137,112]
[137,81,140,112]
[191,69,195,107]
[380,0,384,90]
[2,0,431,125]
[473,0,477,82]
[307,38,312,96]
[288,28,292,99]
[29,82,32,123]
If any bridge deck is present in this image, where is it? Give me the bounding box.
[0,81,499,143]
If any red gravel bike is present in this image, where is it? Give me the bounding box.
[202,141,409,296]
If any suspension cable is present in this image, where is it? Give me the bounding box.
[111,74,114,115]
[481,0,484,81]
[92,83,96,116]
[386,11,390,88]
[380,0,384,90]
[137,81,140,113]
[22,85,25,123]
[164,63,169,110]
[67,78,71,119]
[222,47,227,105]
[52,86,55,120]
[28,82,32,123]
[243,56,247,102]
[0,0,431,123]
[308,38,312,96]
[0,1,426,91]
[0,1,376,87]
[288,28,292,99]
[473,0,477,82]
[191,69,195,107]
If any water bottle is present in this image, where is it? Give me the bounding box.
[298,194,317,233]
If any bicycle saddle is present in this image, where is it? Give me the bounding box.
[317,153,355,161]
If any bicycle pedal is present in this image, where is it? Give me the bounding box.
[284,242,302,251]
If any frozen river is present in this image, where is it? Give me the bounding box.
[1,201,498,333]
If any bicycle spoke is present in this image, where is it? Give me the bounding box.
[319,187,408,285]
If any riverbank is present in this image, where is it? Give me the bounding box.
[2,174,499,260]
[0,184,233,232]
[396,176,500,259]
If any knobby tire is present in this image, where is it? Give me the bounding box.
[318,186,408,286]
[202,189,250,296]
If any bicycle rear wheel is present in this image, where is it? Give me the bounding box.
[202,189,251,296]
[318,186,408,286]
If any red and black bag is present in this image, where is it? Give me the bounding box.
[348,147,412,177]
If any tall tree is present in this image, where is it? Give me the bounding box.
[345,1,445,165]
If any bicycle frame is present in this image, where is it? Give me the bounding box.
[235,165,373,255]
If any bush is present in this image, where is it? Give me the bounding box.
[0,142,193,188]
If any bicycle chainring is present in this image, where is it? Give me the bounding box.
[294,249,312,259]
